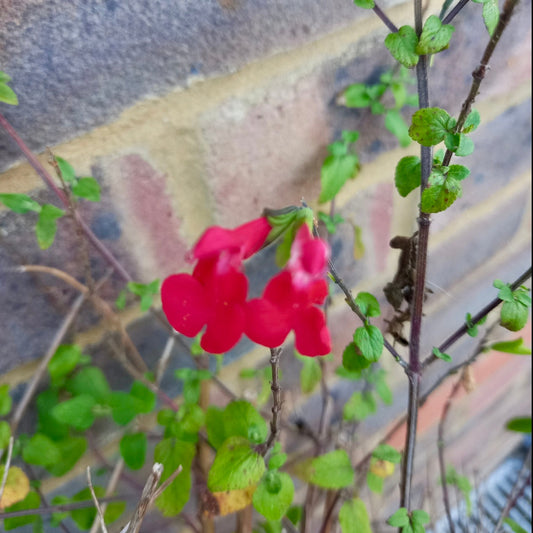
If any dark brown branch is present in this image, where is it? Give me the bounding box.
[372,3,399,33]
[442,0,470,25]
[421,266,531,370]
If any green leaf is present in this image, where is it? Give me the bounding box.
[385,26,419,68]
[0,71,11,83]
[52,394,96,430]
[318,211,344,234]
[482,0,499,35]
[36,390,68,440]
[109,392,137,426]
[35,204,64,249]
[70,487,125,529]
[366,470,384,493]
[372,444,402,463]
[375,373,393,405]
[319,153,359,203]
[491,338,531,355]
[130,381,156,414]
[115,289,127,310]
[416,15,454,55]
[432,347,452,362]
[208,436,266,491]
[385,109,411,147]
[454,133,475,156]
[0,82,18,105]
[411,509,431,528]
[501,300,529,332]
[48,344,82,385]
[342,342,372,373]
[268,452,287,471]
[420,170,462,213]
[300,357,321,394]
[355,292,381,317]
[120,432,147,470]
[0,420,11,449]
[222,400,268,445]
[46,437,87,477]
[395,156,421,197]
[343,84,372,108]
[206,406,226,449]
[72,177,101,202]
[23,433,61,468]
[54,157,76,184]
[391,82,407,108]
[409,107,451,146]
[494,279,514,301]
[344,391,376,421]
[447,165,470,181]
[354,0,375,8]
[154,438,195,516]
[0,384,12,417]
[505,416,532,433]
[339,498,372,533]
[354,324,384,362]
[504,517,528,533]
[370,101,386,115]
[465,312,487,337]
[0,193,41,214]
[3,491,41,530]
[463,109,481,133]
[253,471,294,521]
[66,366,111,404]
[127,279,160,312]
[388,508,410,527]
[295,449,354,489]
[342,130,360,144]
[445,467,472,515]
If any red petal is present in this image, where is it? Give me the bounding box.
[263,271,295,311]
[201,302,245,354]
[245,298,291,348]
[292,306,331,356]
[193,226,238,259]
[203,268,248,304]
[300,238,329,275]
[232,217,271,258]
[307,279,329,305]
[161,274,210,337]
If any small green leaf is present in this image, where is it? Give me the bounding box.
[409,107,451,146]
[366,471,384,493]
[54,156,76,184]
[223,400,268,445]
[506,416,531,433]
[391,82,407,108]
[491,338,531,355]
[388,507,410,527]
[319,153,359,204]
[0,72,11,83]
[52,394,96,430]
[0,420,11,449]
[447,165,470,181]
[355,292,381,317]
[295,449,354,489]
[115,289,127,310]
[318,211,344,234]
[385,26,419,69]
[504,517,528,533]
[206,406,226,449]
[353,0,375,8]
[253,471,294,521]
[420,170,462,213]
[127,279,160,312]
[385,109,411,147]
[455,133,475,156]
[23,433,61,468]
[70,487,125,529]
[268,452,287,471]
[463,109,481,133]
[0,82,18,105]
[3,491,41,530]
[72,177,101,202]
[46,437,87,477]
[35,204,64,249]
[208,436,266,491]
[343,391,376,421]
[300,357,321,394]
[416,15,454,55]
[343,84,371,108]
[445,467,472,515]
[354,324,384,362]
[339,498,372,533]
[342,130,360,144]
[411,509,431,527]
[0,193,41,214]
[130,381,156,414]
[432,347,452,362]
[375,373,393,405]
[395,156,421,197]
[120,432,147,470]
[342,342,372,373]
[0,384,12,417]
[500,300,529,332]
[482,0,499,35]
[66,366,111,404]
[372,444,402,463]
[48,344,82,385]
[109,392,137,426]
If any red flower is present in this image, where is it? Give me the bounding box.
[161,217,271,354]
[245,224,331,356]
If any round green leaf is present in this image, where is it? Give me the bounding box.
[253,471,294,521]
[120,432,147,470]
[48,344,82,383]
[353,324,384,362]
[222,400,268,445]
[500,300,529,332]
[395,156,421,197]
[355,292,381,317]
[409,107,451,146]
[372,444,402,463]
[342,342,372,373]
[385,26,419,69]
[52,394,96,430]
[339,498,372,533]
[295,449,354,489]
[0,193,41,214]
[22,433,61,468]
[415,15,454,55]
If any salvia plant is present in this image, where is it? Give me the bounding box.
[0,0,530,532]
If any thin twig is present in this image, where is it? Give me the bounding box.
[0,437,14,505]
[421,266,531,369]
[442,0,470,24]
[86,467,109,533]
[155,336,175,386]
[372,2,399,33]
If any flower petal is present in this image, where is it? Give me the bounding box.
[232,217,272,259]
[161,274,210,337]
[292,306,331,356]
[201,302,245,354]
[245,298,291,348]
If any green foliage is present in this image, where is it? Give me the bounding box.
[318,211,345,233]
[494,280,531,331]
[295,449,354,489]
[339,498,372,533]
[46,437,87,477]
[432,347,452,362]
[35,204,65,249]
[343,391,376,421]
[319,132,360,204]
[409,107,451,146]
[388,508,430,532]
[463,109,481,133]
[366,471,384,493]
[3,491,41,530]
[504,517,528,533]
[72,177,101,202]
[208,436,265,491]
[253,471,294,521]
[70,486,125,529]
[395,155,421,197]
[416,16,454,55]
[505,416,532,433]
[268,447,287,470]
[120,432,147,470]
[465,312,487,337]
[127,279,161,312]
[0,384,12,416]
[55,157,76,184]
[342,342,372,373]
[66,366,111,404]
[0,71,18,105]
[154,438,195,516]
[490,338,531,355]
[0,420,11,449]
[444,132,475,156]
[22,433,61,468]
[300,357,322,394]
[473,0,500,35]
[353,0,375,8]
[445,466,473,515]
[354,324,384,362]
[372,443,402,463]
[0,193,41,214]
[420,167,463,213]
[52,394,96,430]
[175,367,212,405]
[355,292,381,317]
[385,109,412,146]
[48,344,84,386]
[385,26,419,68]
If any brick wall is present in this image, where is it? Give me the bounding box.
[0,0,531,530]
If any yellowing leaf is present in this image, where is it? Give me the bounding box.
[0,466,30,509]
[369,458,395,478]
[211,486,256,516]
